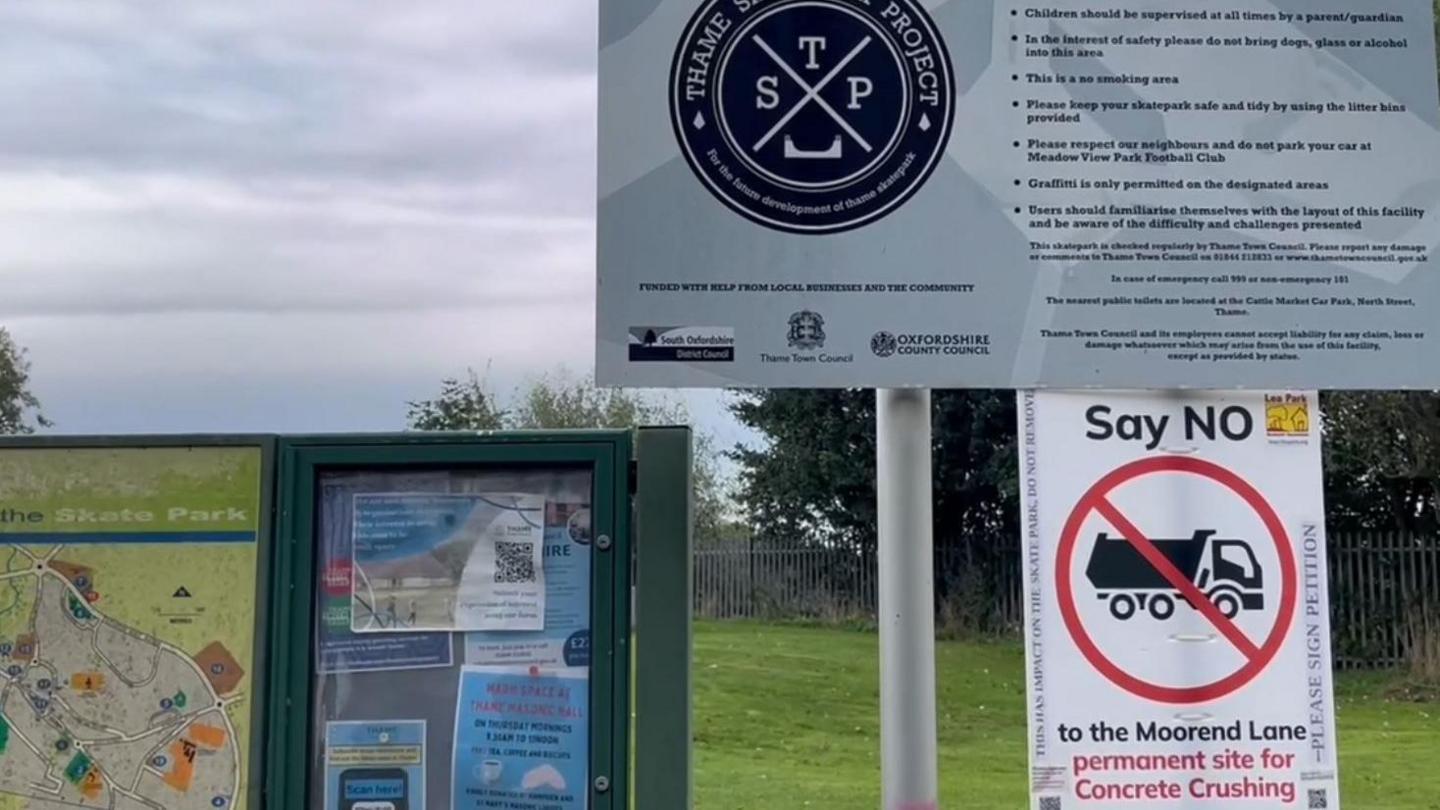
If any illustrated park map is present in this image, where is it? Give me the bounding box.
[0,446,262,810]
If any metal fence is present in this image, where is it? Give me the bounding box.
[1330,532,1440,668]
[695,532,1440,669]
[695,542,1023,629]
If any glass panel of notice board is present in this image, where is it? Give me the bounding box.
[309,466,595,810]
[272,434,631,810]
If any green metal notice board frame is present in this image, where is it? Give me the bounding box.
[268,430,635,810]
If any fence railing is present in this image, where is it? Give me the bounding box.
[1330,532,1440,668]
[695,532,1440,669]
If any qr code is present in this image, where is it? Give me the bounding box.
[1307,789,1328,809]
[494,541,536,584]
[1040,798,1062,810]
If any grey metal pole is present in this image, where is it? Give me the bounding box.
[876,388,939,810]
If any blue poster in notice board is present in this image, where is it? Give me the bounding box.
[464,499,591,667]
[318,481,453,673]
[324,719,427,810]
[451,666,588,810]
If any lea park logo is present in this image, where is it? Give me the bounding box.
[1265,394,1312,441]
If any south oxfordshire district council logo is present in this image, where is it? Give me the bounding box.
[671,0,956,234]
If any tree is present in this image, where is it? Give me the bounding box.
[508,371,682,430]
[406,369,505,431]
[0,329,50,435]
[408,369,728,544]
[730,388,1018,630]
[1323,392,1440,533]
[731,389,878,552]
[730,389,1018,551]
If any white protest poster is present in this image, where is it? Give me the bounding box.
[1018,390,1339,809]
[352,493,547,633]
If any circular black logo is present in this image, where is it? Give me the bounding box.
[672,0,954,234]
[871,330,898,357]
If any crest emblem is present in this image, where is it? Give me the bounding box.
[787,311,827,350]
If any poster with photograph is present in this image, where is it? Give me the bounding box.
[352,493,546,633]
[318,476,455,673]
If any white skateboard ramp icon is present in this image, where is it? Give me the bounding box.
[784,135,844,159]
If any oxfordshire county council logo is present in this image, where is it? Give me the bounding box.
[671,0,955,234]
[871,331,898,357]
[788,311,827,350]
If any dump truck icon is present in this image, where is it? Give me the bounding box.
[1085,530,1264,621]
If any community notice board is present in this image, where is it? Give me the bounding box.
[598,0,1440,388]
[1019,390,1340,809]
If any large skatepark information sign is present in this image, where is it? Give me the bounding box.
[0,445,264,810]
[1019,391,1340,809]
[598,0,1440,388]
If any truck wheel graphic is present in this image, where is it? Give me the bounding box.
[1109,594,1137,620]
[1148,594,1176,620]
[1209,589,1242,619]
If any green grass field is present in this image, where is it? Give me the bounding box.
[693,621,1440,809]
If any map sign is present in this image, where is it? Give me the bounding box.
[1018,391,1340,809]
[0,446,263,810]
[599,0,1440,389]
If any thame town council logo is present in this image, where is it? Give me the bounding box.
[671,0,956,234]
[787,310,827,349]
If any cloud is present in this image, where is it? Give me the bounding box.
[0,3,598,195]
[0,1,613,432]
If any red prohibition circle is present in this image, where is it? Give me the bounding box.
[1056,455,1299,704]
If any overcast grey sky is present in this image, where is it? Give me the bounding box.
[2,2,741,442]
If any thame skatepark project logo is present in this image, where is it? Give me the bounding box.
[671,0,955,234]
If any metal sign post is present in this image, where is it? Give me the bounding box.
[876,389,939,810]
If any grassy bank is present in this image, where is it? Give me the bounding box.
[693,621,1439,809]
